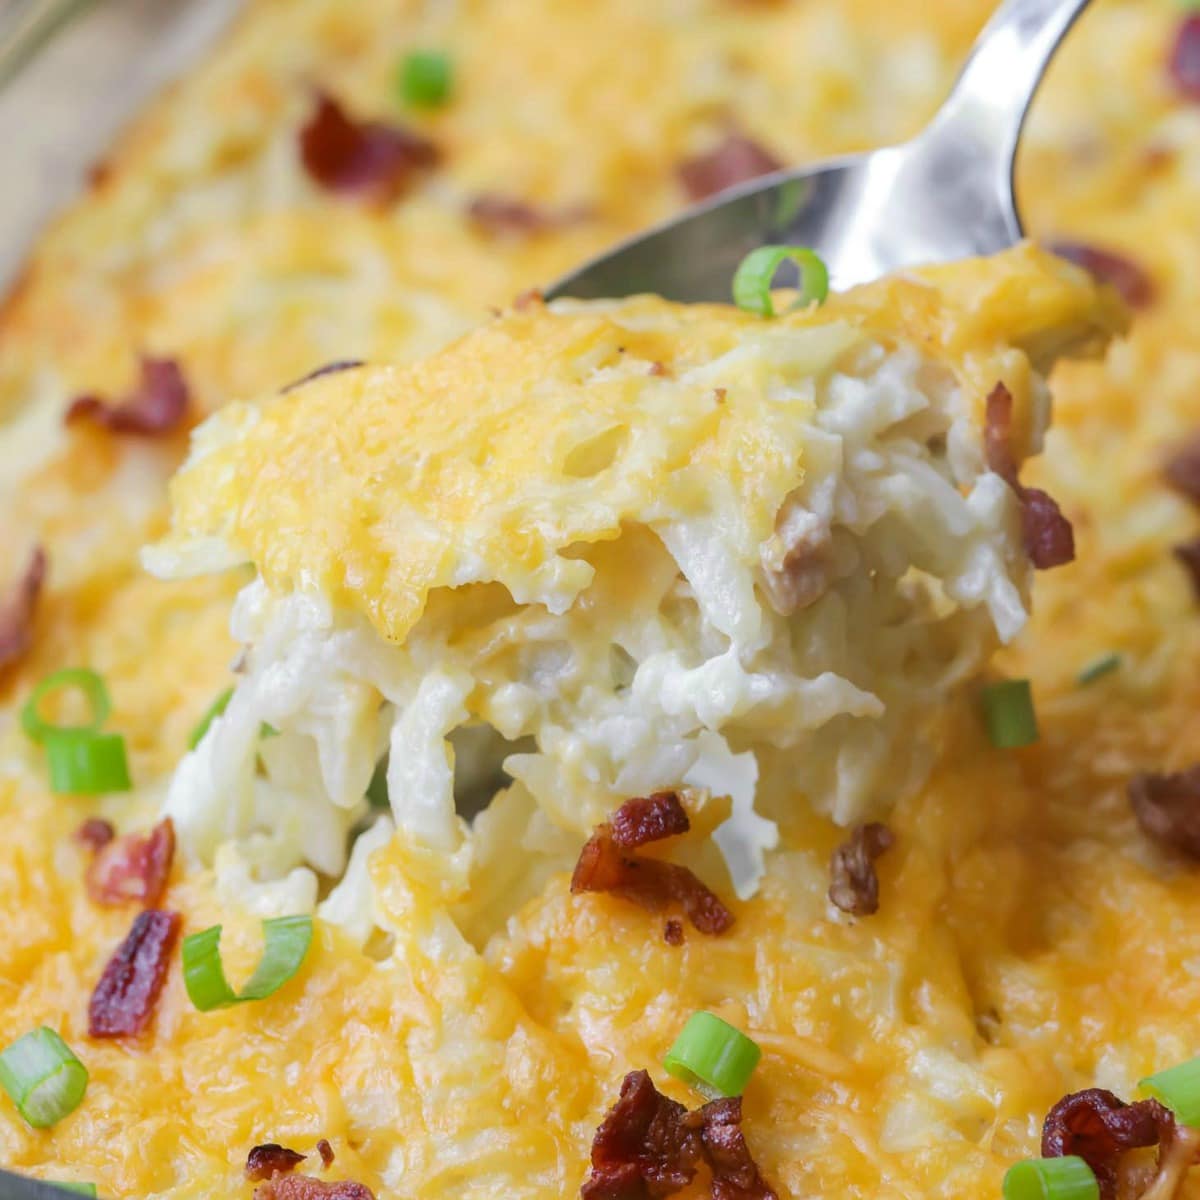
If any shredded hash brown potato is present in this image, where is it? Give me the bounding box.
[2,1,1200,1198]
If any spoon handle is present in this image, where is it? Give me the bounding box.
[929,0,1093,175]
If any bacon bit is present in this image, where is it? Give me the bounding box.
[663,919,684,947]
[467,194,589,237]
[1169,14,1200,103]
[698,1098,778,1200]
[86,817,176,908]
[648,361,668,378]
[1042,1088,1175,1200]
[66,357,190,436]
[581,1074,776,1200]
[1129,768,1200,858]
[1173,539,1200,599]
[1164,434,1200,506]
[246,1145,307,1182]
[87,909,181,1038]
[75,818,115,851]
[828,822,894,917]
[984,382,1075,569]
[254,1176,374,1200]
[677,134,782,202]
[0,546,46,675]
[572,821,734,936]
[282,360,364,394]
[1047,240,1155,310]
[316,1141,335,1169]
[299,92,438,197]
[610,792,690,849]
[581,1070,702,1200]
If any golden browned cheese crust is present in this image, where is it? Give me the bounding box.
[0,1,1198,1199]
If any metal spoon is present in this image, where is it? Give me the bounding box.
[548,0,1091,302]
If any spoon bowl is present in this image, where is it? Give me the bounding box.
[548,0,1091,302]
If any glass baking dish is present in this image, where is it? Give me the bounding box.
[0,0,241,290]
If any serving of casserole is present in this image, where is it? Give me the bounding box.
[2,2,1200,1199]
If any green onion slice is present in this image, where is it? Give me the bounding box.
[57,1185,97,1196]
[1003,1156,1099,1200]
[1077,653,1121,686]
[0,1028,88,1129]
[188,688,233,750]
[43,730,131,796]
[182,915,314,1012]
[21,668,111,745]
[981,678,1039,749]
[732,245,829,317]
[1140,1055,1200,1127]
[397,50,452,108]
[663,1012,761,1099]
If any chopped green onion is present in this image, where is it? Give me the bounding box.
[397,50,453,108]
[57,1184,97,1196]
[981,679,1039,749]
[21,668,111,745]
[1140,1055,1200,1126]
[1003,1157,1098,1200]
[0,1028,88,1129]
[260,722,280,739]
[663,1012,761,1099]
[1077,653,1121,686]
[188,688,232,749]
[731,245,829,317]
[182,915,314,1012]
[43,730,131,795]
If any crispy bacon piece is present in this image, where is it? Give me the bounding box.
[246,1145,307,1182]
[1164,434,1200,506]
[663,919,684,947]
[282,360,364,394]
[87,908,181,1038]
[255,1175,374,1200]
[678,134,782,202]
[828,822,894,917]
[66,357,190,436]
[1042,1088,1174,1200]
[299,92,438,197]
[572,823,734,935]
[86,817,176,907]
[985,382,1075,569]
[1173,538,1200,599]
[1047,240,1155,310]
[1170,14,1200,103]
[75,818,116,851]
[611,792,690,849]
[698,1098,778,1200]
[1129,768,1200,858]
[0,546,46,675]
[581,1070,703,1200]
[467,194,588,236]
[316,1141,335,1169]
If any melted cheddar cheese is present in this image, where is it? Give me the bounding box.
[0,1,1198,1198]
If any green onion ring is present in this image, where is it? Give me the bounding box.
[1140,1054,1200,1127]
[182,915,314,1012]
[663,1011,761,1099]
[0,1028,88,1130]
[43,730,131,795]
[732,245,830,317]
[1003,1156,1099,1200]
[21,668,111,745]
